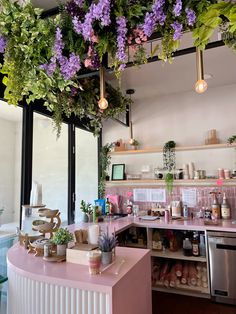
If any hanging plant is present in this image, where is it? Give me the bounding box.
[98,143,113,199]
[228,135,236,144]
[163,140,176,193]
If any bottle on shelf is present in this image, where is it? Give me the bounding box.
[199,234,206,257]
[152,230,163,251]
[192,232,200,257]
[221,193,231,219]
[183,237,192,256]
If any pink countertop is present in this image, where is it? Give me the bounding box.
[7,244,150,293]
[70,216,236,233]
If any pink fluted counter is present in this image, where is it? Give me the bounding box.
[7,244,151,314]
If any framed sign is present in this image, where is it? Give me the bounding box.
[111,164,125,180]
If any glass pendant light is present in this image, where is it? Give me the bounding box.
[195,47,208,94]
[98,66,108,110]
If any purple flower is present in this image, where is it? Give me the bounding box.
[0,35,6,53]
[173,0,182,17]
[171,22,183,40]
[185,8,196,26]
[74,0,84,7]
[73,16,83,35]
[142,0,166,37]
[116,16,128,69]
[142,12,156,37]
[60,53,81,80]
[54,28,64,60]
[152,0,166,25]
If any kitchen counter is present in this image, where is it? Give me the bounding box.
[7,244,151,314]
[70,216,236,234]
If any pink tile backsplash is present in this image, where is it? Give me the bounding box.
[106,185,236,218]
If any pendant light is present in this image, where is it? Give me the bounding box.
[195,47,208,94]
[98,66,108,110]
[126,89,135,144]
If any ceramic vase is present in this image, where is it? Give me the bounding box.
[57,244,67,256]
[82,212,89,223]
[101,251,112,265]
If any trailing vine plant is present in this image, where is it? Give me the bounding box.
[98,143,113,199]
[163,140,176,193]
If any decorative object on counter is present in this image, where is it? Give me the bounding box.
[87,251,102,275]
[194,170,200,180]
[66,243,98,265]
[80,200,93,222]
[163,141,176,193]
[154,167,164,180]
[218,168,225,180]
[113,139,126,152]
[210,191,221,219]
[129,139,139,150]
[228,135,236,145]
[111,164,125,181]
[99,143,113,198]
[224,169,231,180]
[195,47,208,94]
[28,238,51,257]
[171,201,182,218]
[183,205,189,219]
[74,229,88,244]
[205,129,219,145]
[52,228,74,256]
[98,228,117,266]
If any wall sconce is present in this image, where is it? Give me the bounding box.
[126,89,135,144]
[195,47,208,94]
[98,66,108,110]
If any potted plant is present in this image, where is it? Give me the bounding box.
[99,143,113,199]
[52,228,74,256]
[129,139,139,150]
[98,229,117,265]
[163,140,176,193]
[80,200,93,222]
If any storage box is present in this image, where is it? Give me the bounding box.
[66,243,98,265]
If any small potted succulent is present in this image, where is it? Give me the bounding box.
[98,229,117,265]
[52,228,74,256]
[80,200,93,222]
[129,139,139,150]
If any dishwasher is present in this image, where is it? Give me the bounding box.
[208,231,236,305]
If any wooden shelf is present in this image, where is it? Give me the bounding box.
[152,282,210,299]
[106,179,236,187]
[110,143,236,155]
[151,249,207,262]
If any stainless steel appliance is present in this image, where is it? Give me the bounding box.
[208,231,236,305]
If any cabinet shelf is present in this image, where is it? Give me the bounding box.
[106,179,236,187]
[151,249,207,262]
[152,282,210,299]
[111,143,236,155]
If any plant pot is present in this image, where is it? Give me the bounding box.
[82,212,89,223]
[101,251,113,265]
[57,244,67,256]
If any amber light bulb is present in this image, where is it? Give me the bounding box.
[98,97,108,110]
[195,79,208,94]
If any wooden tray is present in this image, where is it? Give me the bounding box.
[43,254,66,262]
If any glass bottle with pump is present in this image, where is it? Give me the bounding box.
[221,193,231,219]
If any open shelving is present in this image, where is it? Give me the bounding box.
[151,249,207,262]
[106,178,236,187]
[110,143,236,155]
[152,282,210,299]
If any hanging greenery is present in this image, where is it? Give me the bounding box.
[163,140,176,193]
[98,143,113,198]
[0,0,236,135]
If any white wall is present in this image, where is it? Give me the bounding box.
[103,84,236,177]
[0,118,18,224]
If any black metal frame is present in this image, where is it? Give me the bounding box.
[68,124,76,224]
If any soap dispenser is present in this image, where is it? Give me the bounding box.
[221,193,231,219]
[210,191,221,219]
